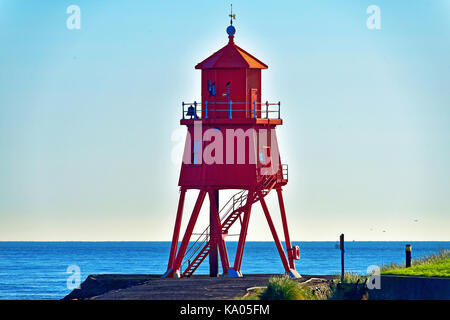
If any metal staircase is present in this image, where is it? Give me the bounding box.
[179,175,279,277]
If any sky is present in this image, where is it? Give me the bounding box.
[0,0,449,241]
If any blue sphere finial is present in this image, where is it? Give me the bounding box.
[227,25,236,36]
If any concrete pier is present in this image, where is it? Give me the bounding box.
[64,274,334,300]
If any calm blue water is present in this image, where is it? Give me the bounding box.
[0,241,448,300]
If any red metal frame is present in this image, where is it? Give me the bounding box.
[276,187,295,269]
[233,189,254,271]
[163,24,300,278]
[167,188,186,270]
[208,190,230,274]
[258,191,290,273]
[164,186,298,277]
[171,190,207,275]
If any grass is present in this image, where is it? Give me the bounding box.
[329,273,369,300]
[260,276,320,300]
[381,249,450,278]
[235,287,265,300]
[237,250,450,300]
[339,273,366,284]
[236,276,325,300]
[238,274,368,300]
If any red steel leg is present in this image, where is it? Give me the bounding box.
[172,190,207,274]
[209,189,219,277]
[208,190,230,274]
[258,191,290,273]
[277,188,295,269]
[233,190,254,272]
[167,188,187,270]
[218,236,230,275]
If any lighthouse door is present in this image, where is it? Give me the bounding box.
[250,89,258,118]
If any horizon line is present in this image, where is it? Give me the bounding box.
[0,240,449,243]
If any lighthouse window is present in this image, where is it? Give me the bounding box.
[208,81,216,96]
[259,152,264,163]
[259,146,270,164]
[193,140,201,164]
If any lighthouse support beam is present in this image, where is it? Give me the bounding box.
[208,189,230,275]
[276,188,295,269]
[258,191,290,273]
[170,189,207,277]
[230,189,255,276]
[209,189,219,277]
[166,188,187,271]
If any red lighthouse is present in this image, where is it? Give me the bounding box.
[163,13,300,278]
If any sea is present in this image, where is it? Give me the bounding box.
[0,241,448,300]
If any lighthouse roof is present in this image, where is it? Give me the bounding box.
[195,36,268,70]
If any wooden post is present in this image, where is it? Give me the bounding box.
[340,234,345,282]
[405,244,412,268]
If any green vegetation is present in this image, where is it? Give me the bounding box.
[235,287,265,300]
[236,276,327,300]
[329,273,368,300]
[339,273,366,284]
[237,274,370,300]
[381,249,450,278]
[237,250,450,300]
[259,276,320,300]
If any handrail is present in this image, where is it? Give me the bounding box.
[181,100,281,120]
[183,102,280,106]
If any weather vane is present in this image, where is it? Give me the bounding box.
[229,4,236,25]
